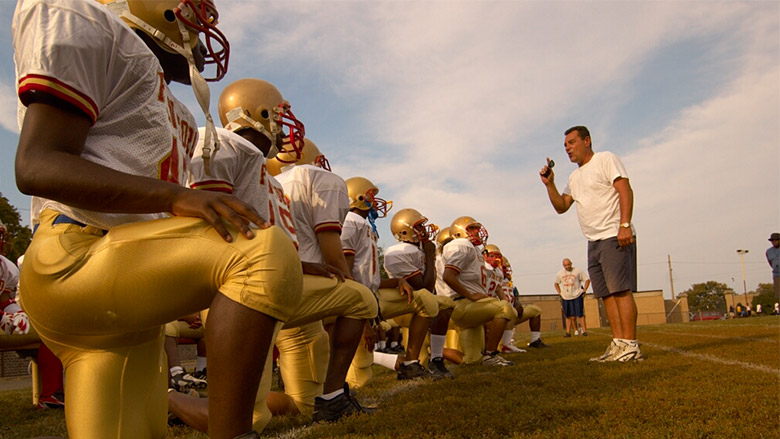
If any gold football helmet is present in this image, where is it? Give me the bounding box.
[100,0,229,81]
[218,78,305,159]
[483,244,502,268]
[502,256,513,280]
[450,216,488,246]
[390,208,438,243]
[345,177,392,218]
[436,226,453,249]
[266,138,330,176]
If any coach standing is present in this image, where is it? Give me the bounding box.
[766,233,780,300]
[540,126,643,362]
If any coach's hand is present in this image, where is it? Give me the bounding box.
[169,188,269,242]
[617,226,634,248]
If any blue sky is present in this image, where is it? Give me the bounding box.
[0,1,777,297]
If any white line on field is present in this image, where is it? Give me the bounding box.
[645,330,778,344]
[641,341,780,376]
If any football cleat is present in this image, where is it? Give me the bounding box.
[428,357,455,379]
[501,344,527,353]
[527,339,550,348]
[37,391,65,410]
[170,371,207,391]
[191,368,207,381]
[481,352,514,367]
[563,333,571,338]
[313,384,377,423]
[397,361,437,380]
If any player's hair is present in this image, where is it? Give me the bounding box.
[565,126,590,142]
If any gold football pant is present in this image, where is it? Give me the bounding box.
[164,320,205,340]
[451,297,517,364]
[20,210,303,439]
[252,276,377,428]
[347,288,438,388]
[517,304,542,324]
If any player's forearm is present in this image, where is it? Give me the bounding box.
[17,148,187,214]
[443,271,478,300]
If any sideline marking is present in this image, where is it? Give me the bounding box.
[642,341,780,376]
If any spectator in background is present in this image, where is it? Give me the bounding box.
[554,258,590,337]
[766,233,780,300]
[755,303,762,315]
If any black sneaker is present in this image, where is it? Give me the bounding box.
[429,357,454,379]
[397,361,435,380]
[191,368,207,381]
[527,339,550,348]
[563,333,571,338]
[313,384,376,423]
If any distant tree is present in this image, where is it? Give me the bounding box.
[0,193,32,263]
[680,281,728,312]
[750,283,775,314]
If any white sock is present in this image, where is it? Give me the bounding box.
[430,335,446,359]
[170,366,184,376]
[502,330,514,347]
[378,340,387,349]
[373,352,399,371]
[530,331,540,342]
[402,360,418,366]
[390,341,398,348]
[195,356,207,371]
[320,388,344,400]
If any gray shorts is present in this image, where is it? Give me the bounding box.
[587,236,637,299]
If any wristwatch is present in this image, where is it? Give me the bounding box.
[620,222,631,228]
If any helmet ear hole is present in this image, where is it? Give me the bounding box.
[261,109,270,119]
[163,9,176,23]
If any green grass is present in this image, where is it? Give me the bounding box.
[4,316,779,439]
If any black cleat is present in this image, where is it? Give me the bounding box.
[397,361,436,380]
[528,339,550,348]
[313,384,376,423]
[428,357,454,379]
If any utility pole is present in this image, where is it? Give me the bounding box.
[667,254,675,300]
[737,249,749,307]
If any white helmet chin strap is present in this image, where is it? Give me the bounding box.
[116,3,220,176]
[224,107,280,159]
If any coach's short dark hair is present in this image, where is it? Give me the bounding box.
[565,126,590,141]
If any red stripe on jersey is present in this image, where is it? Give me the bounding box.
[444,264,462,274]
[342,248,356,256]
[18,74,99,124]
[314,222,342,234]
[190,180,234,193]
[402,270,422,280]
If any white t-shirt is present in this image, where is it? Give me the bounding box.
[188,127,298,247]
[563,151,634,241]
[276,165,349,264]
[384,242,425,280]
[341,211,380,292]
[555,267,588,300]
[14,0,198,229]
[442,238,487,298]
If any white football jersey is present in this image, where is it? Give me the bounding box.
[276,165,349,264]
[484,262,504,299]
[341,212,380,292]
[434,255,457,298]
[384,242,425,280]
[441,238,488,298]
[501,278,514,304]
[188,127,298,247]
[14,0,198,230]
[0,256,19,297]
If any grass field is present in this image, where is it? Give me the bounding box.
[3,315,778,439]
